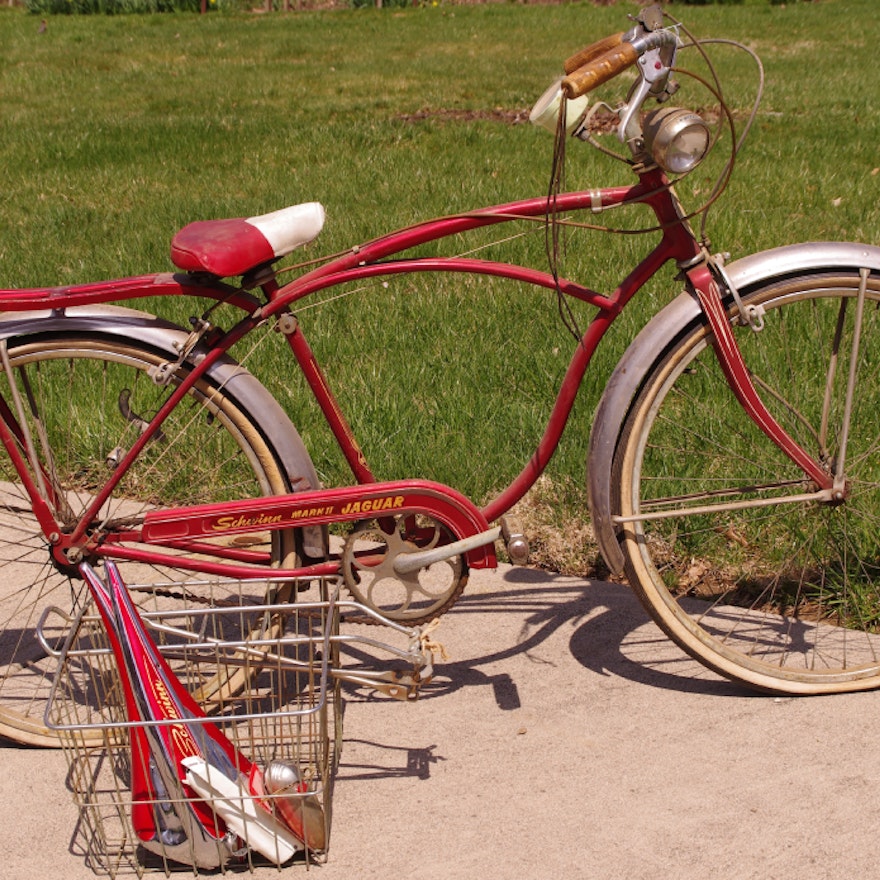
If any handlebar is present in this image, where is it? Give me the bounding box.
[561,28,679,99]
[562,42,640,99]
[563,33,625,75]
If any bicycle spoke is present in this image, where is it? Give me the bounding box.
[818,294,848,455]
[834,268,870,487]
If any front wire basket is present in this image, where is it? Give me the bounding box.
[44,575,434,877]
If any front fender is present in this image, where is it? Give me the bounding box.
[586,241,880,576]
[0,304,325,558]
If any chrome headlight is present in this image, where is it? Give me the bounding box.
[642,106,710,174]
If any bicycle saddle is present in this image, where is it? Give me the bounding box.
[170,202,325,278]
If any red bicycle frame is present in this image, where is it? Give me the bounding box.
[0,166,831,579]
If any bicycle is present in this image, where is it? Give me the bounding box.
[3,4,880,746]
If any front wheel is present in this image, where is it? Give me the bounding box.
[613,270,880,694]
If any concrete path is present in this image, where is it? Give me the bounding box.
[3,564,878,880]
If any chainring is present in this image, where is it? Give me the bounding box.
[341,514,468,624]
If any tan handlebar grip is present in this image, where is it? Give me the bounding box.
[563,33,624,75]
[562,42,639,99]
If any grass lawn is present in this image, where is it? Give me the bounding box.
[0,0,878,572]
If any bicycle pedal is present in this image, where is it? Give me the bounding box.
[500,516,530,565]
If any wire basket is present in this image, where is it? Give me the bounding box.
[45,575,345,878]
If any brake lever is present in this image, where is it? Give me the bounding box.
[616,33,679,145]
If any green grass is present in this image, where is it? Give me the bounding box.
[1,0,879,572]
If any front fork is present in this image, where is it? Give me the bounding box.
[685,257,839,497]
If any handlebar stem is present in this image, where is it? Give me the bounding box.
[617,28,680,151]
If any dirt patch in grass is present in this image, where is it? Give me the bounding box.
[396,105,622,132]
[396,107,533,125]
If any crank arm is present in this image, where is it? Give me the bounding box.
[392,525,502,575]
[332,668,431,701]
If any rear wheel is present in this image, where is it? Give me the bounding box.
[0,327,300,744]
[613,270,880,693]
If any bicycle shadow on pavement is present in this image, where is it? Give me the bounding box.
[335,566,750,786]
[341,564,749,712]
[455,567,748,697]
[334,738,444,783]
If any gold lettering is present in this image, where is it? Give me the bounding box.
[149,677,181,722]
[340,496,407,517]
[213,512,283,532]
[170,724,198,759]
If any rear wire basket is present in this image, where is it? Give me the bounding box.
[44,575,430,878]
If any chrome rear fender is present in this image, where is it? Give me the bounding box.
[0,304,326,558]
[587,242,880,575]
